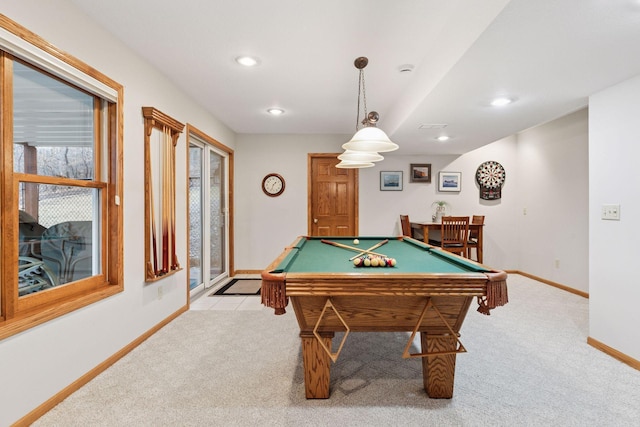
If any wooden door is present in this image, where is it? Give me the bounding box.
[308,154,358,236]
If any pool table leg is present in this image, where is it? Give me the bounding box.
[420,332,457,398]
[300,331,334,399]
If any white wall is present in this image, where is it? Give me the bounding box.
[1,2,235,425]
[235,134,348,268]
[234,132,523,270]
[358,136,520,269]
[589,75,640,362]
[234,115,589,275]
[235,120,590,276]
[517,109,589,292]
[235,108,589,276]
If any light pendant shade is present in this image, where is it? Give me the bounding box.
[335,56,398,170]
[335,160,375,169]
[342,126,399,153]
[338,149,384,162]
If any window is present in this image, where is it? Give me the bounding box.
[0,16,123,339]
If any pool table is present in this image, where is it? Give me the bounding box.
[261,236,508,399]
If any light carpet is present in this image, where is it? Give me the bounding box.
[33,275,640,426]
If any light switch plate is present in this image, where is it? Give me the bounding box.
[601,204,620,220]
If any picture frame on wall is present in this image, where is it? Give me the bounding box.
[410,163,431,183]
[438,171,462,192]
[380,171,403,191]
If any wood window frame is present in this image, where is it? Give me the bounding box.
[0,15,124,341]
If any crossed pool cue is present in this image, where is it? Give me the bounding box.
[320,239,389,260]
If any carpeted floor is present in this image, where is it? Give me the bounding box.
[211,278,262,295]
[33,275,640,426]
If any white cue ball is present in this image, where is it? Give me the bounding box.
[353,239,360,245]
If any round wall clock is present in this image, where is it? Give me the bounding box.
[262,173,285,197]
[476,161,506,200]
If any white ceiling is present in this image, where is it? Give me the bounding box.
[70,0,640,155]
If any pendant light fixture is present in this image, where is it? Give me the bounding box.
[336,57,398,169]
[338,149,384,163]
[335,160,375,169]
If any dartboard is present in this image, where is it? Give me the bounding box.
[476,161,506,189]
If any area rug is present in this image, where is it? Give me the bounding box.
[210,278,261,296]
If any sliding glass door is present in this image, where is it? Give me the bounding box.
[188,133,229,295]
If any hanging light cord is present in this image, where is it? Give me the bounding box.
[356,68,368,132]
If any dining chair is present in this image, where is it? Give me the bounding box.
[467,215,485,261]
[400,215,412,237]
[439,216,469,257]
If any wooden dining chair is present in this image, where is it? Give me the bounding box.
[400,215,412,237]
[439,216,469,257]
[467,215,485,261]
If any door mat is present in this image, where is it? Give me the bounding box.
[210,279,261,296]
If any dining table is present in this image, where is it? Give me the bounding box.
[410,220,485,263]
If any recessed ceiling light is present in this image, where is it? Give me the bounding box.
[436,136,450,142]
[490,97,513,107]
[235,56,259,67]
[267,108,285,116]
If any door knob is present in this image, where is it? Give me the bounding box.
[314,218,318,224]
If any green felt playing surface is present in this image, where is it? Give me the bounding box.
[272,236,488,274]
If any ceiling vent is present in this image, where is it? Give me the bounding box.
[418,124,448,129]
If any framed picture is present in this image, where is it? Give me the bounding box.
[438,171,462,192]
[410,163,432,183]
[380,171,403,191]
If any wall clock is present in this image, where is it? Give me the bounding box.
[262,173,285,197]
[476,161,506,200]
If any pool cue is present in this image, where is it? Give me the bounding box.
[170,133,179,269]
[348,239,389,260]
[148,135,159,276]
[161,126,170,274]
[168,131,176,270]
[320,239,387,258]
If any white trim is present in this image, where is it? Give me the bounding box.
[0,27,118,101]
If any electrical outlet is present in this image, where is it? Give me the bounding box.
[157,286,163,300]
[601,204,620,220]
[555,259,560,269]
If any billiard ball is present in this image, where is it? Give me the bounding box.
[390,258,397,267]
[353,258,362,267]
[353,239,360,245]
[363,258,371,267]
